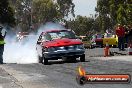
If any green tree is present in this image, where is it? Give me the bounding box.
[32,0,59,24]
[96,0,132,30]
[67,15,97,36]
[9,0,75,32]
[96,0,111,32]
[56,0,75,17]
[126,3,132,25]
[0,0,15,26]
[117,4,126,25]
[32,0,75,26]
[9,0,33,31]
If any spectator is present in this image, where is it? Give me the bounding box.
[116,24,125,51]
[124,25,129,47]
[127,25,132,47]
[0,25,7,64]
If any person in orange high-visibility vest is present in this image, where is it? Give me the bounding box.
[0,26,6,64]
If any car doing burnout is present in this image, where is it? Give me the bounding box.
[36,29,85,65]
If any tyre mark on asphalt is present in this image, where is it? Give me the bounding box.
[0,65,24,88]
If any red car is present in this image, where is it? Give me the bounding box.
[90,34,103,48]
[16,32,29,42]
[36,29,85,65]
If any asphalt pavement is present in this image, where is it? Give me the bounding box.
[0,48,132,88]
[0,67,21,88]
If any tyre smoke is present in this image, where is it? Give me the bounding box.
[3,22,66,64]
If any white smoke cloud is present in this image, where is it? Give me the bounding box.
[37,22,66,35]
[3,22,66,64]
[3,34,38,64]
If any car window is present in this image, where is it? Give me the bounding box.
[92,35,96,39]
[43,30,76,40]
[96,34,103,38]
[104,33,113,38]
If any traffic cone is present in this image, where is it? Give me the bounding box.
[128,44,132,55]
[104,41,110,57]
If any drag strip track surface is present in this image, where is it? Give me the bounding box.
[0,49,132,88]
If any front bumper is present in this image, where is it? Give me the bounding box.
[43,49,85,59]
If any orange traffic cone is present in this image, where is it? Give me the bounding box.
[104,41,110,57]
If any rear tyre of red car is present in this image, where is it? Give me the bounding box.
[90,45,93,49]
[63,57,76,63]
[101,44,103,48]
[80,54,85,62]
[70,57,77,63]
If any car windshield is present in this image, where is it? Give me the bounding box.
[97,34,102,38]
[44,30,76,40]
[104,33,113,38]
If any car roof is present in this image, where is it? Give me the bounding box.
[41,29,71,34]
[18,32,28,34]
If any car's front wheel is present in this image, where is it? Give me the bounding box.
[113,45,117,48]
[80,54,85,62]
[90,45,95,49]
[70,57,77,62]
[42,54,48,65]
[43,57,48,65]
[63,56,76,63]
[41,49,49,65]
[90,45,93,49]
[38,55,43,63]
